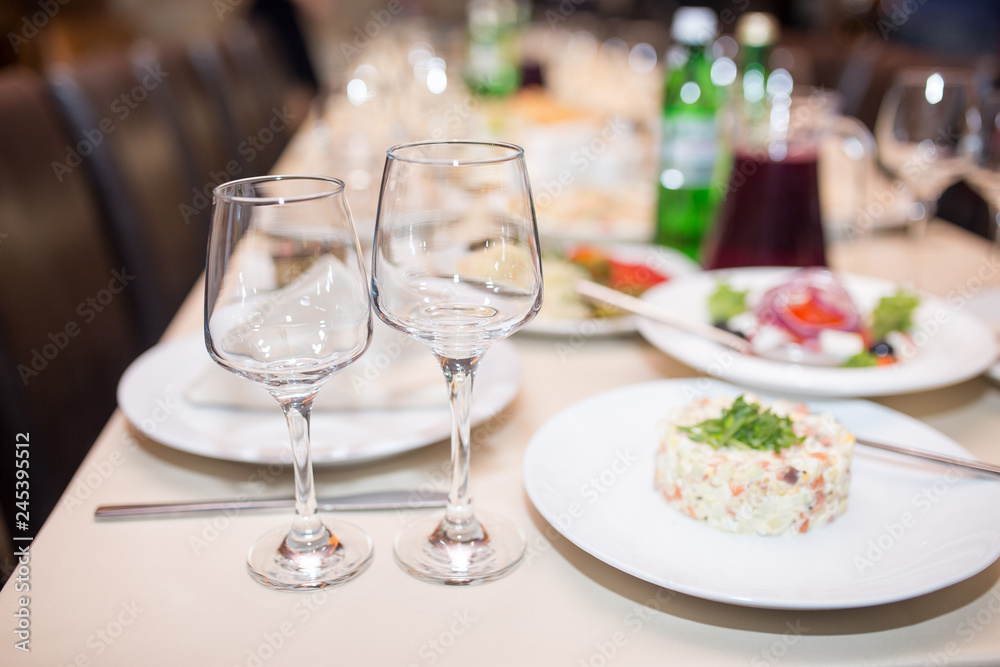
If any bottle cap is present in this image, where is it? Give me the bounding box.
[671,7,718,45]
[736,12,780,47]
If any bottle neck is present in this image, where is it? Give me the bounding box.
[737,43,773,107]
[739,44,771,74]
[663,41,717,112]
[670,41,711,77]
[679,40,711,56]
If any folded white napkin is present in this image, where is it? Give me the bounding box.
[185,324,446,412]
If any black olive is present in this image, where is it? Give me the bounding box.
[713,322,746,339]
[869,341,894,357]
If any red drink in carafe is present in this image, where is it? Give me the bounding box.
[700,148,827,269]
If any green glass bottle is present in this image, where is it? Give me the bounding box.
[735,12,779,115]
[654,7,723,261]
[464,0,522,97]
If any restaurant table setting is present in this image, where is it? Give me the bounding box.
[7,11,1000,667]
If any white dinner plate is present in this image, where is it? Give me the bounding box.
[636,267,998,397]
[117,332,521,466]
[526,242,700,337]
[523,379,1000,609]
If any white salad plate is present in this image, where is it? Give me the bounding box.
[636,267,998,397]
[523,379,1000,610]
[117,331,521,466]
[527,242,700,337]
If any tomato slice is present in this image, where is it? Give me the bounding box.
[786,298,851,327]
[607,259,668,293]
[567,247,669,295]
[756,269,862,341]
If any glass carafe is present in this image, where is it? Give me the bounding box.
[701,89,874,269]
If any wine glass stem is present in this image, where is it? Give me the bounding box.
[910,198,936,240]
[278,397,328,548]
[441,357,482,539]
[905,197,936,288]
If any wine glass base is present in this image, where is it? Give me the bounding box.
[247,520,374,591]
[393,510,525,586]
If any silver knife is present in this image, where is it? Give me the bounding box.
[857,438,1000,478]
[94,490,448,520]
[575,279,753,353]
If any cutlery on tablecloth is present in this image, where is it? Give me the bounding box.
[95,490,448,520]
[575,279,752,353]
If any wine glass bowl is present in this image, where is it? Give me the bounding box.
[967,89,1000,241]
[875,67,977,229]
[205,175,374,590]
[372,141,542,585]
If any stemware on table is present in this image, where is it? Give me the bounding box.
[371,140,543,585]
[967,89,1000,241]
[205,175,374,590]
[875,67,978,236]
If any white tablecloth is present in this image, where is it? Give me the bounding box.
[3,222,1000,666]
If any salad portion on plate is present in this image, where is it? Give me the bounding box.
[636,267,997,397]
[528,242,699,336]
[709,267,921,368]
[522,378,1000,609]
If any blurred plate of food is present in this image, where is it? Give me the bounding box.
[527,242,700,336]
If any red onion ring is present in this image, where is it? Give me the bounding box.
[755,268,861,341]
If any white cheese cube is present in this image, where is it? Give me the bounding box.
[818,330,865,362]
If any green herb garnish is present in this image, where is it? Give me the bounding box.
[870,289,920,341]
[679,395,804,452]
[842,350,878,368]
[707,281,749,324]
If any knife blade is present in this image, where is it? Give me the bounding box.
[575,279,752,354]
[857,438,1000,478]
[94,490,448,520]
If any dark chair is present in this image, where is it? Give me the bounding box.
[133,41,239,207]
[187,20,310,177]
[48,46,211,344]
[249,0,320,92]
[0,67,145,547]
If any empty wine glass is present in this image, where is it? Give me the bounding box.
[371,141,542,585]
[875,67,978,237]
[967,89,1000,241]
[205,175,374,590]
